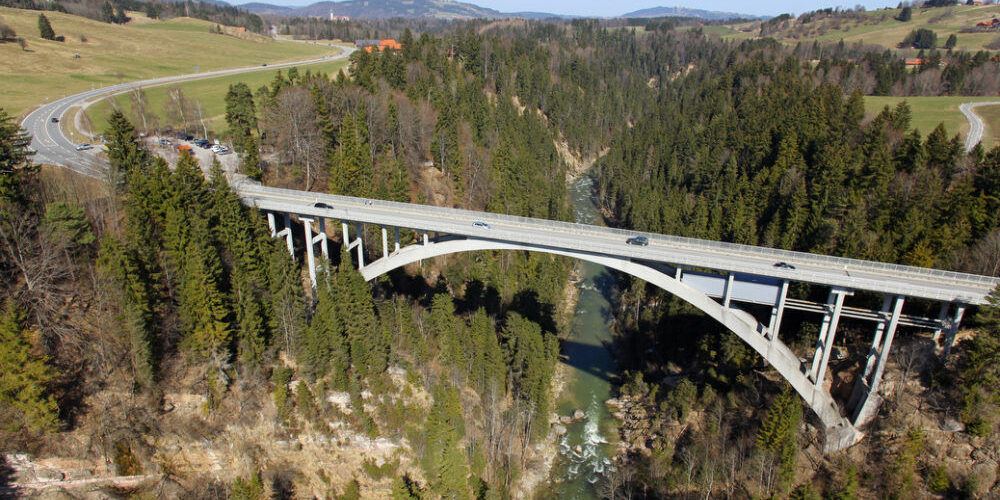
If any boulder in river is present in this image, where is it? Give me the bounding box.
[573,409,585,421]
[552,424,568,437]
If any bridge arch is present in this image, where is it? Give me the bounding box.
[359,236,861,451]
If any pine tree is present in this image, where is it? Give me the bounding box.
[0,300,59,433]
[104,111,148,184]
[756,385,803,491]
[37,14,54,40]
[299,268,348,385]
[501,312,558,441]
[423,385,470,499]
[334,249,382,377]
[429,293,462,367]
[97,236,156,387]
[224,82,257,155]
[0,107,37,206]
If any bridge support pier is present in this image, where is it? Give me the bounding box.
[940,303,966,357]
[300,217,329,288]
[848,294,904,426]
[268,212,293,254]
[767,279,789,341]
[810,287,852,386]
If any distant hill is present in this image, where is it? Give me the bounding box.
[620,6,766,21]
[236,2,293,15]
[704,4,1000,53]
[237,0,518,19]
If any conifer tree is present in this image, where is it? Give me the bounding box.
[429,293,462,367]
[756,385,802,491]
[501,313,557,441]
[0,300,59,433]
[104,111,148,184]
[97,236,156,387]
[224,82,257,155]
[37,14,54,40]
[0,107,37,206]
[334,248,382,377]
[299,266,348,385]
[423,384,470,499]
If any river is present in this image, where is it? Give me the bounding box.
[546,174,621,498]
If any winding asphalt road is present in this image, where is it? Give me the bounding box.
[20,41,353,179]
[960,101,1000,152]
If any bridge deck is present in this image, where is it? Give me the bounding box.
[235,181,1000,305]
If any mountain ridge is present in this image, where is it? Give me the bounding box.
[231,0,761,20]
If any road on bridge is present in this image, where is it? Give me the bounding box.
[20,42,354,178]
[239,183,1000,306]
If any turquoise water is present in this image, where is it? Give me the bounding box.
[548,175,620,498]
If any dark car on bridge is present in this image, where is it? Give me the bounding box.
[626,236,649,246]
[313,202,333,209]
[774,262,795,270]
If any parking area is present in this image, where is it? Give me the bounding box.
[143,133,241,177]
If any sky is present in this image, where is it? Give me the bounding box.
[240,0,905,18]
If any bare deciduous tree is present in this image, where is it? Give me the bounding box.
[262,87,324,190]
[128,88,155,132]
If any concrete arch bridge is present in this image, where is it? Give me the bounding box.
[239,181,997,453]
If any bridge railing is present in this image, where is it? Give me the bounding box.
[236,183,1000,291]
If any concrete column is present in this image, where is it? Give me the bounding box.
[811,288,848,385]
[942,304,966,357]
[317,218,328,259]
[861,296,894,380]
[342,222,350,244]
[302,218,317,288]
[356,222,365,268]
[394,227,400,253]
[283,213,293,254]
[868,295,904,397]
[722,273,735,308]
[266,212,276,237]
[381,227,389,258]
[423,232,429,245]
[932,302,950,342]
[674,266,683,280]
[767,279,789,340]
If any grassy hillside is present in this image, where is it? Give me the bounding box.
[0,7,339,116]
[83,60,348,140]
[864,95,1000,149]
[706,5,1000,53]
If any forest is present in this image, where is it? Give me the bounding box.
[3,11,1000,499]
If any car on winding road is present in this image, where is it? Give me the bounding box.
[75,143,92,151]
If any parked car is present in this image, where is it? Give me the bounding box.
[177,133,194,141]
[774,262,795,270]
[159,138,173,146]
[50,117,59,123]
[211,145,230,154]
[472,221,491,229]
[626,236,648,246]
[75,143,92,151]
